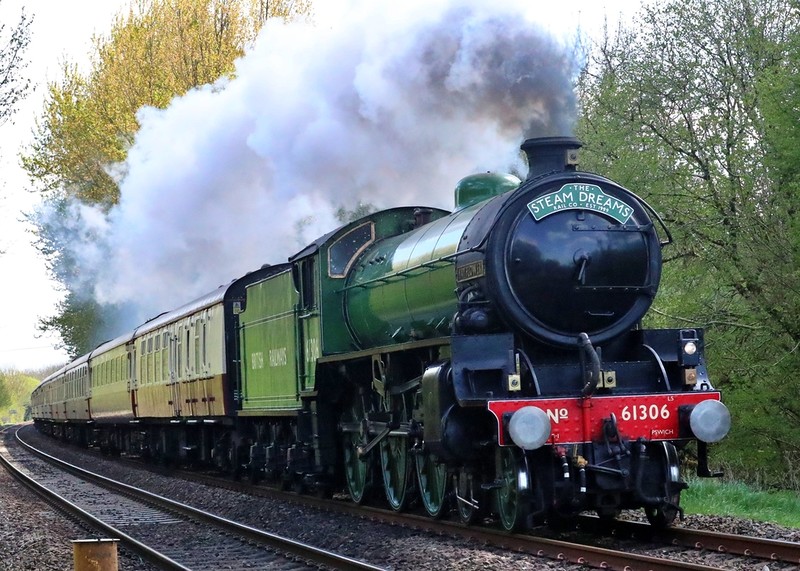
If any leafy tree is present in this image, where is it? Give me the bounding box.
[576,0,800,485]
[0,374,9,411]
[0,370,42,423]
[22,0,311,356]
[0,1,31,127]
[38,292,113,359]
[24,0,310,205]
[335,203,377,224]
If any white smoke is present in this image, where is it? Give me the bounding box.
[54,0,579,327]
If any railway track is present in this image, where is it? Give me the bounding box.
[1,426,385,571]
[13,424,800,571]
[258,492,800,571]
[577,514,800,566]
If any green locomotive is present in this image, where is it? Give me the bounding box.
[32,137,730,530]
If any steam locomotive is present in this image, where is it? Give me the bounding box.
[31,137,730,530]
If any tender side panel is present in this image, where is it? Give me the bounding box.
[239,270,302,411]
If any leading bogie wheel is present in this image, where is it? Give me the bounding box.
[496,447,530,532]
[644,441,682,528]
[454,469,482,525]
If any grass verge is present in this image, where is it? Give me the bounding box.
[683,477,800,528]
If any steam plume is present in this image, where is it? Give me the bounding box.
[45,0,578,332]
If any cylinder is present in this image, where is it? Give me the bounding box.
[72,538,119,571]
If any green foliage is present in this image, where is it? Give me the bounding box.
[335,203,377,224]
[577,0,800,487]
[0,375,8,410]
[0,371,40,425]
[23,0,312,357]
[38,292,110,359]
[23,0,289,204]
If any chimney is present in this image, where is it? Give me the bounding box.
[520,137,582,180]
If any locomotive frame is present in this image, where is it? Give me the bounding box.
[31,137,730,531]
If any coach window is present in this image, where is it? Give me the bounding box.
[154,335,162,383]
[148,337,154,383]
[194,321,200,373]
[185,328,191,375]
[162,333,169,380]
[177,328,183,377]
[202,320,208,369]
[140,341,146,384]
[139,343,145,385]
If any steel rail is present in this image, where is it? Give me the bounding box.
[0,435,190,570]
[20,425,784,571]
[578,514,800,566]
[319,503,727,571]
[11,427,386,571]
[149,464,729,571]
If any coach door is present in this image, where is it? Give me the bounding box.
[169,332,182,417]
[128,344,138,418]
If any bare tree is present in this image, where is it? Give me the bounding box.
[0,2,31,126]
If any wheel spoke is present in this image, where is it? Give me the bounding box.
[454,469,481,525]
[341,393,372,504]
[380,434,412,511]
[415,449,448,518]
[643,442,682,528]
[497,447,529,531]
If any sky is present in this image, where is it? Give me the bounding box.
[0,0,640,371]
[0,0,129,370]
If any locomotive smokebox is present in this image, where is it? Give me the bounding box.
[521,136,582,180]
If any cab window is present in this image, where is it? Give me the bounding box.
[328,222,374,277]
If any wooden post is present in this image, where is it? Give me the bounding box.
[72,538,119,571]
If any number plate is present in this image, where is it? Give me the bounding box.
[488,392,721,445]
